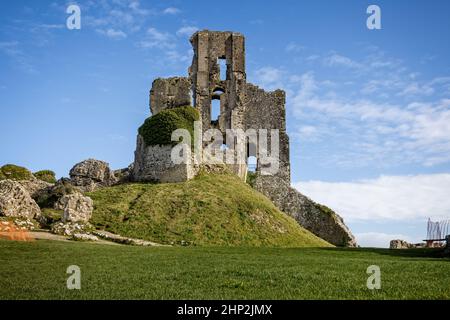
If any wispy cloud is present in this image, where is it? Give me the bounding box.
[84,0,153,38]
[0,41,37,74]
[285,42,304,53]
[138,27,175,49]
[289,71,450,167]
[96,28,127,39]
[253,45,450,169]
[176,26,199,37]
[251,67,286,91]
[323,53,363,70]
[163,7,181,15]
[294,174,450,222]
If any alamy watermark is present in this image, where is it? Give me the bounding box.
[367,5,381,30]
[366,265,381,290]
[66,4,81,30]
[66,265,81,290]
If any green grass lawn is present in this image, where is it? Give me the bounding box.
[1,239,449,299]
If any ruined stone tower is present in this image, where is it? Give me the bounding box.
[133,30,356,247]
[189,31,246,133]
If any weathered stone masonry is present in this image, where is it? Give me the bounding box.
[132,30,357,246]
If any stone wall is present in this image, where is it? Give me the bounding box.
[254,175,357,247]
[132,135,197,183]
[244,84,290,182]
[150,77,192,115]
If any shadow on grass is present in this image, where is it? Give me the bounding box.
[316,246,448,259]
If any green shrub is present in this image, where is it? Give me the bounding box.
[40,208,63,225]
[138,106,199,147]
[34,170,57,183]
[0,164,32,181]
[246,171,257,187]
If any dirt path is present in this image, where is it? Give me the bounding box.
[30,230,120,245]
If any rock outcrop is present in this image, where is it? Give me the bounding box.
[35,178,80,209]
[254,176,357,247]
[18,177,53,199]
[113,165,133,184]
[55,192,93,223]
[0,180,41,220]
[390,239,413,249]
[69,159,117,192]
[389,239,426,249]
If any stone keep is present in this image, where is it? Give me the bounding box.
[132,30,356,246]
[137,31,290,182]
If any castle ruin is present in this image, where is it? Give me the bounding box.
[132,30,356,247]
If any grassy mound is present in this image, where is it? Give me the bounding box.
[88,173,330,247]
[0,164,32,181]
[34,170,56,183]
[138,106,199,146]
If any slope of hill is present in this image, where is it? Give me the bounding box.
[87,172,331,247]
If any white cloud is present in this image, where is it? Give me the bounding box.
[165,49,193,64]
[293,174,450,222]
[176,26,199,37]
[398,82,434,96]
[128,1,152,15]
[355,232,415,248]
[96,28,127,39]
[285,42,304,53]
[84,0,152,36]
[163,7,180,15]
[323,53,363,70]
[0,41,36,73]
[288,71,450,168]
[252,67,285,91]
[138,27,175,49]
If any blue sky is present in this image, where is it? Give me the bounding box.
[1,0,450,247]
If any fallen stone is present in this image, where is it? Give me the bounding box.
[18,177,53,199]
[92,230,168,246]
[51,221,93,236]
[72,233,98,242]
[55,192,93,223]
[0,180,41,220]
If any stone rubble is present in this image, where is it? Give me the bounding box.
[92,230,168,246]
[51,221,94,236]
[0,180,41,220]
[54,192,93,223]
